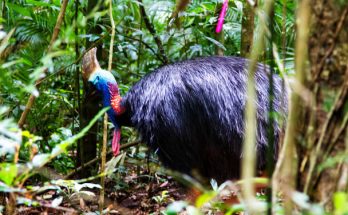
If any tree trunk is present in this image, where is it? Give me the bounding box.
[77,0,104,177]
[240,0,256,57]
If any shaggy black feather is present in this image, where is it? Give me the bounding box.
[119,56,287,183]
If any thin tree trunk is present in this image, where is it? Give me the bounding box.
[78,0,103,177]
[240,0,256,57]
[74,0,82,173]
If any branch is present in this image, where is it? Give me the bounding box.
[137,0,169,64]
[17,0,69,128]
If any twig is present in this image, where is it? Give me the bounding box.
[17,0,69,128]
[64,141,141,179]
[314,7,348,81]
[137,0,169,64]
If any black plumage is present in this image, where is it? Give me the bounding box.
[116,56,287,182]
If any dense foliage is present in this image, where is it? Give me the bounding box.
[0,0,347,214]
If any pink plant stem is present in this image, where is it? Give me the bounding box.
[216,0,229,33]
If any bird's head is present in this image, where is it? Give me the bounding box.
[82,48,124,156]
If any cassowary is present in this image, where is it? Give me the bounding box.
[82,48,287,183]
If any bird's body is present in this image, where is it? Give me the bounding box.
[121,57,286,182]
[82,49,287,183]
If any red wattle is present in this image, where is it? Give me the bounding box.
[112,128,121,156]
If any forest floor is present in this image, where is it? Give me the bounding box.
[15,163,188,214]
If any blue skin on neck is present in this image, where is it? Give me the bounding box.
[88,69,119,128]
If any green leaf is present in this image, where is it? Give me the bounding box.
[204,36,226,51]
[7,3,31,17]
[26,0,55,7]
[0,163,17,185]
[334,192,348,214]
[1,58,32,69]
[195,191,217,208]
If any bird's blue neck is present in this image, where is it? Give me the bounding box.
[88,69,124,128]
[100,85,117,126]
[96,80,124,129]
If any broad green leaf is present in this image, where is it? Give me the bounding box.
[334,192,348,214]
[0,163,17,185]
[195,191,217,208]
[7,3,31,17]
[26,0,54,7]
[204,36,226,51]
